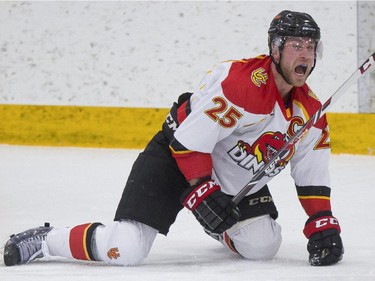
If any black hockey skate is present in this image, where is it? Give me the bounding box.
[3,223,52,266]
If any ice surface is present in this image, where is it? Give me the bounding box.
[1,145,374,280]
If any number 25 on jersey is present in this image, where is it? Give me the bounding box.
[205,97,243,128]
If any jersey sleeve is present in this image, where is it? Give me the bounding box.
[169,62,245,181]
[174,62,247,151]
[290,115,332,216]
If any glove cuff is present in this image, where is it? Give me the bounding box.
[303,213,341,239]
[182,179,220,211]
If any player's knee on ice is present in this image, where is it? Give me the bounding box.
[228,215,282,260]
[94,220,158,266]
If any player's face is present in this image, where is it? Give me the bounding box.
[278,37,316,86]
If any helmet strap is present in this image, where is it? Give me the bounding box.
[270,51,293,85]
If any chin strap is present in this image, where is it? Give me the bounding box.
[270,52,293,85]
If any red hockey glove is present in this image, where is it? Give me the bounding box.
[303,211,344,266]
[181,177,240,234]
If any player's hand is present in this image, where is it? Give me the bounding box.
[303,211,344,266]
[181,177,240,234]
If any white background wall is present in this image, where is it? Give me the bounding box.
[357,1,375,112]
[0,1,363,112]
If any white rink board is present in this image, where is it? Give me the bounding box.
[0,1,360,112]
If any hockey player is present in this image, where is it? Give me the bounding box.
[3,10,343,267]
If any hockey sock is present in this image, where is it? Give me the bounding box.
[69,222,103,261]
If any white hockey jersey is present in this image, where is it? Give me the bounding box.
[167,55,332,216]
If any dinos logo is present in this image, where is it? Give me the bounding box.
[228,131,295,177]
[251,67,268,87]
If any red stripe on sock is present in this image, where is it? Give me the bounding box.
[69,223,92,260]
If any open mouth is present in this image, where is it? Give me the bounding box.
[295,64,308,76]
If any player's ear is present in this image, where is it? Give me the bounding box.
[271,44,280,63]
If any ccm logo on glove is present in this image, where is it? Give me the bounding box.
[303,215,341,239]
[183,180,220,210]
[315,217,339,228]
[181,178,240,234]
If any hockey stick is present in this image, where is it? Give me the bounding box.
[232,52,375,206]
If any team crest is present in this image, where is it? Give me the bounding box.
[251,67,268,87]
[228,131,295,177]
[107,247,121,260]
